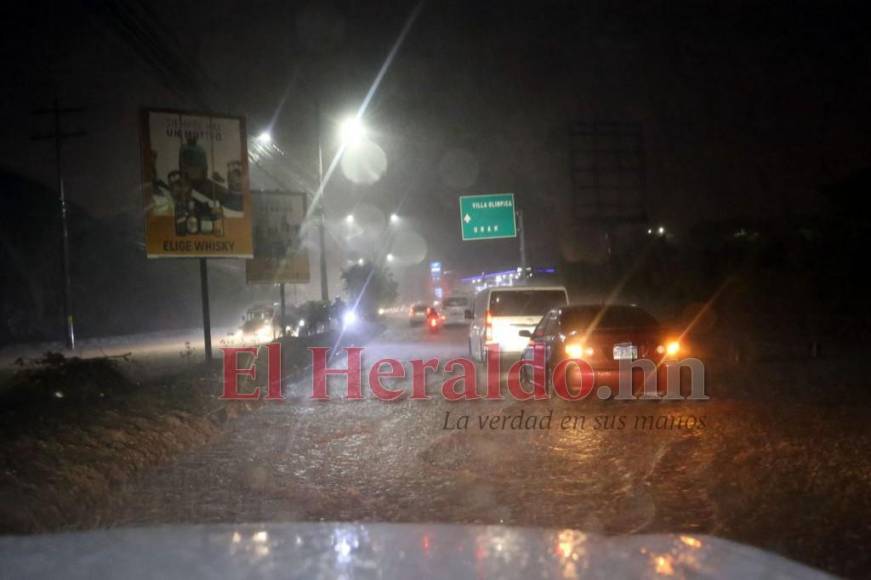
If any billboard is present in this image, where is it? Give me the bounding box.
[569,121,646,225]
[141,109,253,258]
[245,191,311,284]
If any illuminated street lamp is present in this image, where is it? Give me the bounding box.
[386,253,395,262]
[339,116,367,146]
[311,108,371,302]
[357,258,365,266]
[389,213,399,224]
[256,131,272,144]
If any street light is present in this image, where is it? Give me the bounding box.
[386,253,395,262]
[311,108,370,303]
[339,116,366,146]
[389,213,399,224]
[257,131,272,144]
[357,258,365,266]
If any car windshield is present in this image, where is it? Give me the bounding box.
[2,2,869,579]
[489,290,566,316]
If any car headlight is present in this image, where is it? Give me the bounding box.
[343,310,358,327]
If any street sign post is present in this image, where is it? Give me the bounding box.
[459,193,517,240]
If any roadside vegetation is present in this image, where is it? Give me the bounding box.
[0,352,246,532]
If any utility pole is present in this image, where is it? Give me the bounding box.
[32,99,85,351]
[315,98,329,302]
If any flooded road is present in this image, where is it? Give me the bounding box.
[97,320,871,576]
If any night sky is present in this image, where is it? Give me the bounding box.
[3,0,870,297]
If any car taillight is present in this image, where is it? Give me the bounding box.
[430,318,437,327]
[565,341,594,359]
[656,340,682,358]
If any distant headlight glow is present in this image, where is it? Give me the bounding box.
[255,325,272,341]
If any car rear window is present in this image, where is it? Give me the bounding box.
[443,297,468,307]
[489,290,566,316]
[561,306,659,331]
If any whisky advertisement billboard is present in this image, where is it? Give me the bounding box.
[246,191,311,284]
[141,109,253,258]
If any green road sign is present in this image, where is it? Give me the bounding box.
[459,193,517,240]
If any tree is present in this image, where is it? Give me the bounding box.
[340,262,398,319]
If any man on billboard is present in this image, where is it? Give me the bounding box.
[141,110,253,257]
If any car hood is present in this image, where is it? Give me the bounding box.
[0,522,830,579]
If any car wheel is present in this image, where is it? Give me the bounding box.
[544,362,554,397]
[520,364,536,392]
[518,361,550,396]
[472,343,482,367]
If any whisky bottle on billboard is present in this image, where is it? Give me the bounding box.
[212,200,224,237]
[200,199,214,235]
[186,200,199,235]
[174,198,188,236]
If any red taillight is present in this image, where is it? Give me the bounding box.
[430,318,437,327]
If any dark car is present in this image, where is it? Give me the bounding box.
[518,304,686,397]
[408,303,429,326]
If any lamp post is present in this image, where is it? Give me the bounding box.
[315,99,329,302]
[260,109,370,305]
[314,108,370,303]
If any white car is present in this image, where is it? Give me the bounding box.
[0,522,831,579]
[469,286,568,361]
[442,296,471,325]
